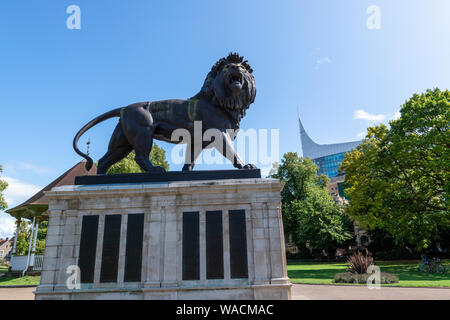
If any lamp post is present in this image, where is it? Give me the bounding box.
[30,218,39,269]
[11,219,21,255]
[23,216,35,276]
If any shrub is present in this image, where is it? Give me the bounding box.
[334,272,399,284]
[346,251,374,274]
[0,259,9,267]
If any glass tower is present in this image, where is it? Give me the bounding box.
[312,153,347,178]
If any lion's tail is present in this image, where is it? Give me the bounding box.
[73,107,123,171]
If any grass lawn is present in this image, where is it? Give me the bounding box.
[0,266,40,286]
[0,275,40,286]
[287,259,450,288]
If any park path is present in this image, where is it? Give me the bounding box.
[1,284,450,300]
[292,284,450,300]
[0,287,35,300]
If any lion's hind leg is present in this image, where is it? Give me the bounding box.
[97,123,133,174]
[182,141,210,171]
[132,125,166,174]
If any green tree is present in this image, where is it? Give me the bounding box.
[342,89,450,251]
[14,220,47,255]
[107,143,169,174]
[0,165,7,211]
[367,228,414,260]
[35,220,48,255]
[15,220,31,255]
[270,153,352,255]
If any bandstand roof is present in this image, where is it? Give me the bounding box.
[5,160,97,220]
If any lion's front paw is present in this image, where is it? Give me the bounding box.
[240,163,258,170]
[149,166,166,174]
[182,164,194,172]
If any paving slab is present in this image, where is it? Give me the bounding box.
[1,284,449,300]
[0,287,36,300]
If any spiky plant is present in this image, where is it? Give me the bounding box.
[346,250,374,274]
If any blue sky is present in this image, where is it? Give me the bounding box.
[1,0,449,237]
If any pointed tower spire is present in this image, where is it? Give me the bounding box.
[298,113,319,159]
[298,114,362,161]
[86,138,91,157]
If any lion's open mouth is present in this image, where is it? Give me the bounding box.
[228,73,243,86]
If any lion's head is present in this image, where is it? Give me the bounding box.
[193,53,256,125]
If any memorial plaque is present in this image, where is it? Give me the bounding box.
[100,215,122,283]
[229,210,248,279]
[78,215,99,283]
[124,214,144,282]
[206,211,224,279]
[182,211,200,280]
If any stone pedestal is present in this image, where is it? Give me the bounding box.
[35,177,291,300]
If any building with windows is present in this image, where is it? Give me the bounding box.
[0,238,13,262]
[327,172,347,203]
[298,118,361,178]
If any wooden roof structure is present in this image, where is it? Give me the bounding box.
[5,161,97,220]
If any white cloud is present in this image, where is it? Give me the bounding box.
[357,132,366,138]
[314,57,331,70]
[4,162,50,176]
[0,177,41,238]
[391,110,401,120]
[353,109,386,122]
[2,177,41,209]
[18,162,49,175]
[0,214,16,239]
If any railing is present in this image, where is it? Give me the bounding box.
[10,255,28,271]
[10,254,44,271]
[33,255,44,271]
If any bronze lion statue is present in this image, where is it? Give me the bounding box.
[73,53,257,174]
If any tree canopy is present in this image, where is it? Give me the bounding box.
[107,143,169,174]
[270,153,352,255]
[342,88,450,251]
[0,165,7,211]
[14,220,47,255]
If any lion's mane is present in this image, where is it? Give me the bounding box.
[193,53,256,125]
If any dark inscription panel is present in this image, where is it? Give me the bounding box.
[229,210,248,279]
[100,215,122,283]
[78,215,99,283]
[182,211,200,280]
[124,214,144,282]
[206,211,224,279]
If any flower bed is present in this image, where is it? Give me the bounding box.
[334,272,399,284]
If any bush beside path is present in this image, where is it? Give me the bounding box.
[288,260,450,288]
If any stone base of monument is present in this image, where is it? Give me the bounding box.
[35,173,291,300]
